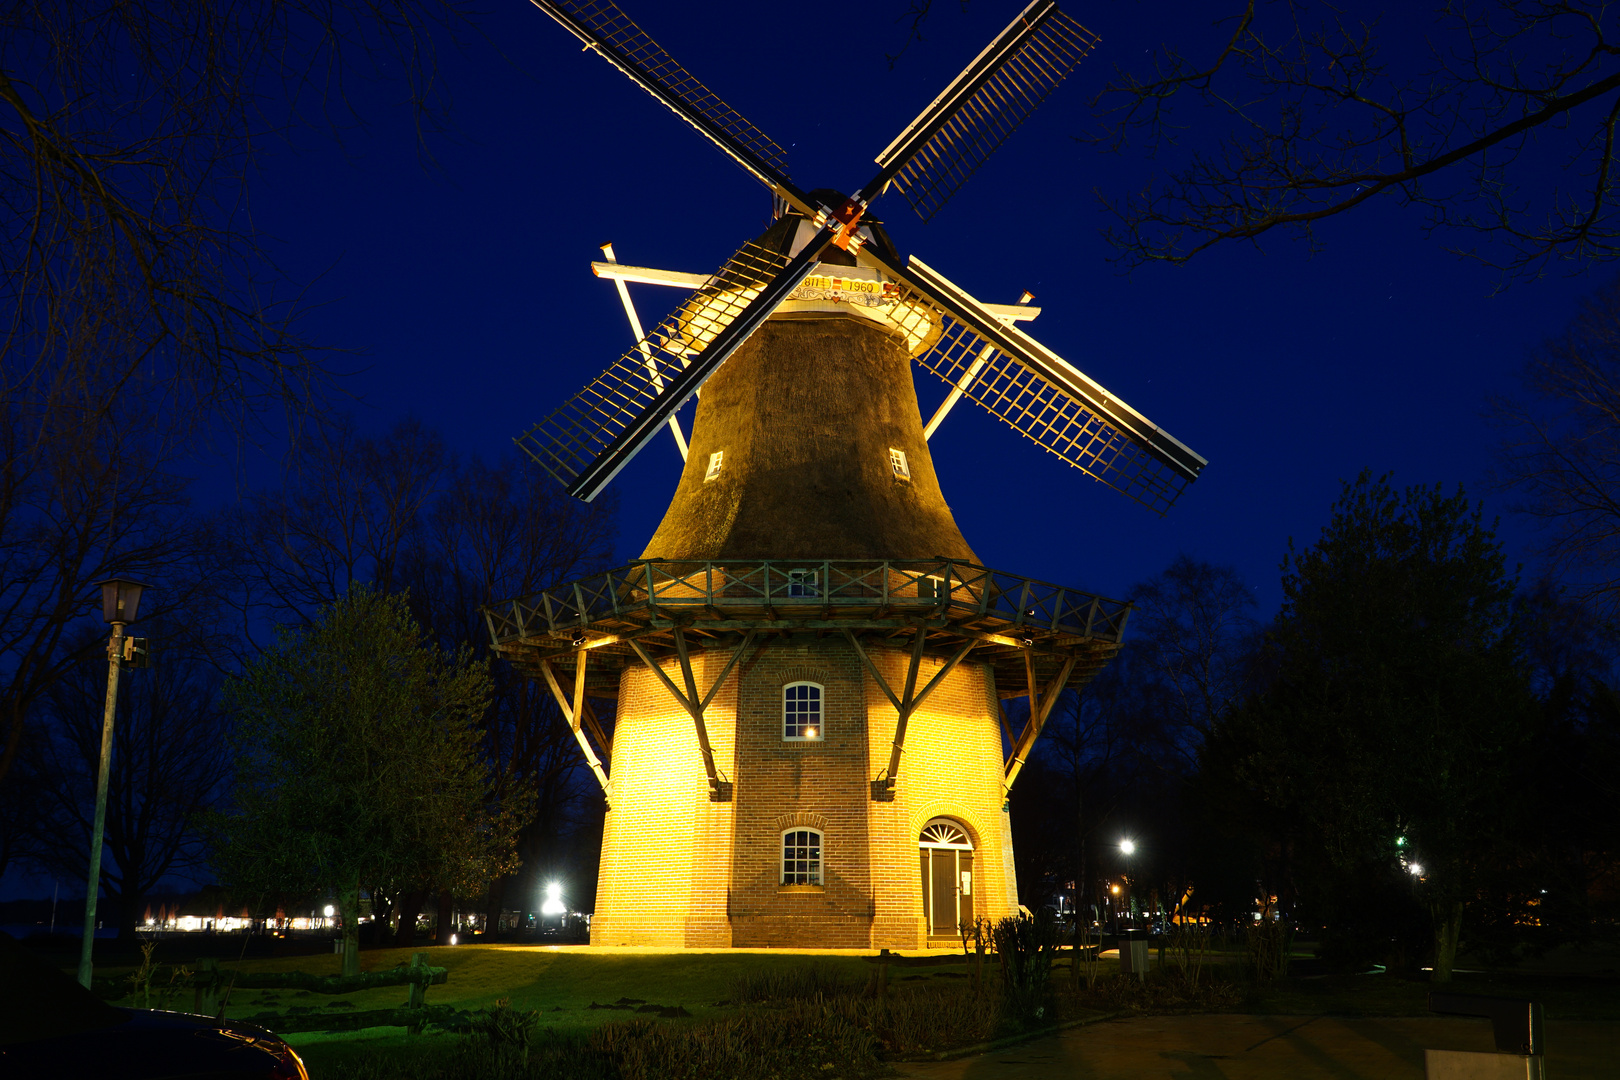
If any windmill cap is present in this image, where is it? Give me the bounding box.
[776,189,900,266]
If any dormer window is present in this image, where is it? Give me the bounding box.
[889,448,911,481]
[705,450,724,481]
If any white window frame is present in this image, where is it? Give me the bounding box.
[783,681,824,741]
[704,450,724,481]
[781,828,823,886]
[889,447,911,481]
[787,568,818,597]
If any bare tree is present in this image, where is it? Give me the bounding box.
[0,398,220,788]
[1087,1,1620,281]
[23,637,232,939]
[1495,275,1620,615]
[218,416,455,645]
[0,0,475,789]
[220,417,618,937]
[1126,554,1261,770]
[397,453,616,930]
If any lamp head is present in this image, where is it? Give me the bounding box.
[97,578,149,625]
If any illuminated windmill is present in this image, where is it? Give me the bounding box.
[484,0,1205,947]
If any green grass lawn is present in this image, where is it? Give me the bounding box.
[91,941,1620,1078]
[100,945,980,1077]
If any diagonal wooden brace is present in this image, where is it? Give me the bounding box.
[629,629,756,802]
[1003,652,1078,793]
[539,652,612,805]
[846,629,978,800]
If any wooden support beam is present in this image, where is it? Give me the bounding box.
[538,657,612,804]
[1003,653,1079,793]
[628,630,759,802]
[580,698,610,764]
[847,629,978,800]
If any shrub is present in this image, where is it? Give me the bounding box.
[592,1006,880,1080]
[991,909,1059,1024]
[837,982,1002,1055]
[1079,970,1247,1015]
[728,962,860,1004]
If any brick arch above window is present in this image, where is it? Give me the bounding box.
[776,664,833,686]
[773,811,829,832]
[909,805,986,851]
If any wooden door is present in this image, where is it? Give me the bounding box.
[929,851,957,934]
[956,851,974,928]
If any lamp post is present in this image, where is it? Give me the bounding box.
[1119,839,1137,927]
[78,577,147,989]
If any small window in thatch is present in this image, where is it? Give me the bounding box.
[705,450,724,481]
[784,682,823,740]
[889,448,911,481]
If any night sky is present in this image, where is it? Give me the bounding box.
[240,0,1596,620]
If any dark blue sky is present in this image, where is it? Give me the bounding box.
[242,0,1595,618]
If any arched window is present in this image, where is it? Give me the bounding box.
[782,828,823,885]
[783,682,823,741]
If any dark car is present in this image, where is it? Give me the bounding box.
[0,931,307,1079]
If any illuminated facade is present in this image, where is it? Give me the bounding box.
[489,299,1128,949]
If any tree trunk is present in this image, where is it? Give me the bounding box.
[482,876,505,940]
[394,890,424,948]
[434,888,454,946]
[1072,785,1085,989]
[338,879,361,977]
[1430,900,1463,983]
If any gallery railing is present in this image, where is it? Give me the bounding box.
[484,558,1130,647]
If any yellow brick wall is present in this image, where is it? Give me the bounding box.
[592,636,1013,948]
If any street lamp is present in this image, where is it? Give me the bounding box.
[79,577,148,989]
[1119,838,1137,925]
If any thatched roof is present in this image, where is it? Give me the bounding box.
[639,314,980,562]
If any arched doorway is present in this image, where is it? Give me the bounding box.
[919,818,974,936]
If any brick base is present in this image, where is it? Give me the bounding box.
[592,638,1018,948]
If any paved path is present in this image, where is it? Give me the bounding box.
[888,1015,1620,1079]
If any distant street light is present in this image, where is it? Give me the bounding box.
[1119,839,1138,927]
[541,882,566,916]
[79,577,148,989]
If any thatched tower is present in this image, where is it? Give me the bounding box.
[570,213,1044,948]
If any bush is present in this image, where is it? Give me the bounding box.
[837,982,1003,1055]
[1078,970,1247,1015]
[991,909,1059,1024]
[727,962,860,1004]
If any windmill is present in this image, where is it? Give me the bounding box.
[484,0,1206,948]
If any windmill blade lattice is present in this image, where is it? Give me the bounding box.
[529,0,794,193]
[517,232,835,501]
[873,1,1100,221]
[864,252,1204,515]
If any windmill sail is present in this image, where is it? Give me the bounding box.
[528,0,817,214]
[517,228,837,501]
[868,0,1100,221]
[865,250,1205,515]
